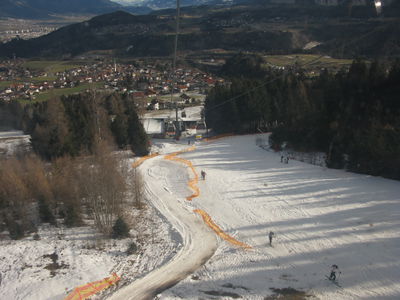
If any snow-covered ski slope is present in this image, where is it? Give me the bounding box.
[148,134,400,299]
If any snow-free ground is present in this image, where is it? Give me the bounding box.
[141,134,400,299]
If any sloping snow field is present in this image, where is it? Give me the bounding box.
[145,134,400,299]
[1,133,399,300]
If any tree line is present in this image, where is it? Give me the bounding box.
[0,141,144,239]
[205,54,400,180]
[0,92,149,240]
[18,91,149,160]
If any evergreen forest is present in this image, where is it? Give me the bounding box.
[205,55,400,180]
[7,92,150,160]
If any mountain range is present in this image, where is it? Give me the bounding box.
[0,0,247,19]
[115,0,237,9]
[0,0,152,19]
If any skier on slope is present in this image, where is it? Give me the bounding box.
[268,231,275,246]
[201,170,206,180]
[328,264,341,281]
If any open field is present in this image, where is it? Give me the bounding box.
[18,82,103,103]
[263,54,354,71]
[22,60,82,73]
[0,76,57,89]
[0,81,13,89]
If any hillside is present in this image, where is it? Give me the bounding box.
[0,3,399,59]
[0,0,49,19]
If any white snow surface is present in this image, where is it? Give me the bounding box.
[139,134,400,299]
[0,156,177,300]
[0,130,31,156]
[108,151,218,300]
[142,118,164,134]
[2,134,399,300]
[143,106,202,122]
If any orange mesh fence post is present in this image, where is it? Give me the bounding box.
[64,273,121,300]
[194,209,252,250]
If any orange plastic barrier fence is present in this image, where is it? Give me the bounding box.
[194,209,252,250]
[203,133,234,142]
[132,153,159,168]
[164,147,199,201]
[64,273,120,300]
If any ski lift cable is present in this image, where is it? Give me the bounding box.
[205,25,383,113]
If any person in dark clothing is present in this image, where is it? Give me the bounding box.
[201,170,206,180]
[268,231,275,246]
[329,264,340,281]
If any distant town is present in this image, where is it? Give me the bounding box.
[0,59,223,108]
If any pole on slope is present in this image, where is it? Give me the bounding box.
[172,0,181,141]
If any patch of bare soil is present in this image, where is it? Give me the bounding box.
[264,287,313,300]
[43,252,68,277]
[202,290,242,298]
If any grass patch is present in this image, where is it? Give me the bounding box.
[32,76,58,82]
[18,82,103,103]
[0,81,13,89]
[263,54,353,71]
[22,60,82,73]
[0,75,57,90]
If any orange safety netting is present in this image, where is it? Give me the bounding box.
[132,153,159,168]
[194,209,252,250]
[64,273,120,300]
[164,146,199,201]
[164,148,252,249]
[203,133,234,142]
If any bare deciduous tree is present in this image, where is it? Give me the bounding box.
[51,156,83,226]
[132,169,145,209]
[81,140,127,235]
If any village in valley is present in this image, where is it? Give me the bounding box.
[0,59,220,101]
[0,58,222,138]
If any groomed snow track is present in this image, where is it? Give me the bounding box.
[107,155,218,300]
